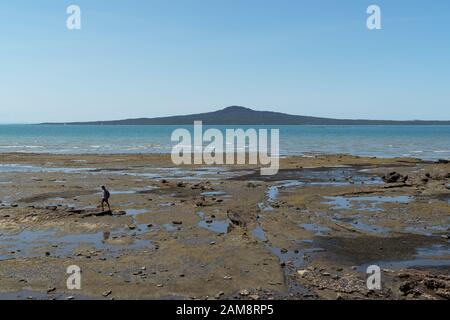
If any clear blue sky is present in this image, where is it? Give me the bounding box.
[0,0,449,123]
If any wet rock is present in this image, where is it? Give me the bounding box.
[423,278,447,290]
[399,280,417,295]
[47,287,56,293]
[437,159,449,164]
[382,172,402,183]
[113,211,126,216]
[66,209,85,214]
[172,221,183,225]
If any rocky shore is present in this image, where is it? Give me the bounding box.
[0,153,448,300]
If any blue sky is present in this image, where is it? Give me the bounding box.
[0,0,449,123]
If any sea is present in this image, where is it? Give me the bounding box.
[0,125,449,160]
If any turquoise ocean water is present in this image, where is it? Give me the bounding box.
[0,125,449,160]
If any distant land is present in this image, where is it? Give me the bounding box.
[41,106,450,125]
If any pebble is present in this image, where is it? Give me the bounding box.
[239,289,250,296]
[102,290,112,297]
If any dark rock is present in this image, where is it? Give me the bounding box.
[227,209,249,227]
[89,210,112,217]
[399,280,417,295]
[66,209,85,214]
[382,172,405,183]
[423,278,446,290]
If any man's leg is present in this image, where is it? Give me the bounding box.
[101,199,105,211]
[106,199,111,211]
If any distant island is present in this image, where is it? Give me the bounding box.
[41,106,450,125]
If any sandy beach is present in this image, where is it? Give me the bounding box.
[0,153,449,300]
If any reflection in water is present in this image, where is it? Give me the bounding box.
[324,195,412,211]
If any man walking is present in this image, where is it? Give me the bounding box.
[101,186,111,212]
